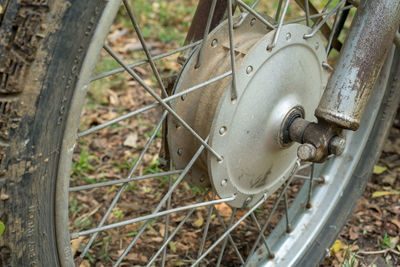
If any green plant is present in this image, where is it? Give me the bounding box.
[340,244,358,267]
[381,232,392,249]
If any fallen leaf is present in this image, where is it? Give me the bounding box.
[0,221,4,237]
[330,239,344,255]
[125,253,147,263]
[372,190,400,198]
[79,260,90,267]
[349,227,360,240]
[215,202,232,217]
[150,237,163,243]
[123,133,138,148]
[193,213,204,228]
[389,218,400,229]
[71,236,84,257]
[373,165,387,175]
[169,241,177,253]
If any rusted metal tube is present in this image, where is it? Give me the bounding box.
[315,0,400,130]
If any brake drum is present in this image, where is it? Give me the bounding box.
[168,15,328,207]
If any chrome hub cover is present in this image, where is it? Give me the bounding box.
[169,16,328,207]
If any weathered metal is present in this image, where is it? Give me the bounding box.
[168,14,270,190]
[288,118,343,162]
[315,0,400,130]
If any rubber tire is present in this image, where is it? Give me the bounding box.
[0,1,108,266]
[0,1,398,267]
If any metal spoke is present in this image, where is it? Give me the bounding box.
[326,2,342,53]
[122,0,168,97]
[216,208,237,267]
[104,44,223,161]
[79,70,231,138]
[284,189,292,233]
[246,160,300,264]
[161,161,173,267]
[236,0,275,29]
[212,205,245,264]
[77,103,157,138]
[294,174,324,183]
[113,137,209,265]
[275,0,284,21]
[78,112,167,259]
[250,213,273,258]
[227,0,238,101]
[284,5,352,25]
[146,192,209,267]
[315,0,333,26]
[267,0,290,50]
[69,170,183,192]
[196,0,217,68]
[304,0,345,39]
[305,0,311,26]
[72,195,234,238]
[196,192,216,261]
[191,194,267,266]
[306,163,315,209]
[234,0,262,28]
[90,40,202,82]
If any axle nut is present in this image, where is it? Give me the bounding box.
[329,136,346,156]
[297,144,317,161]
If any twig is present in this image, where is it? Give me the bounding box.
[358,248,400,256]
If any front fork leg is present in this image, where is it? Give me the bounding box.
[289,0,400,162]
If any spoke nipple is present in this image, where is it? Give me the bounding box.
[306,202,312,209]
[250,18,256,26]
[268,253,275,259]
[181,94,187,101]
[297,144,317,161]
[286,227,293,233]
[211,39,218,48]
[328,136,346,156]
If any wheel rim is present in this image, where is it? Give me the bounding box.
[54,1,393,266]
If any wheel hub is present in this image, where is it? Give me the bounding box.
[168,15,328,207]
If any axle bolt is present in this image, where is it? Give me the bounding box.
[297,144,317,161]
[329,136,346,156]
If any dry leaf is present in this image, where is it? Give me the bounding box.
[79,260,90,267]
[349,227,360,240]
[123,133,138,148]
[215,202,232,218]
[389,218,400,229]
[71,236,84,257]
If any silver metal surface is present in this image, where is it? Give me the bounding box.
[168,14,270,188]
[209,24,328,207]
[315,0,400,130]
[249,48,395,267]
